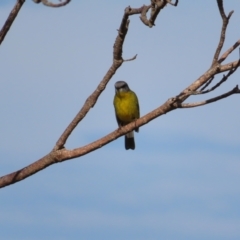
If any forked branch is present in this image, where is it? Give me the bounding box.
[186,63,239,95]
[212,0,234,66]
[1,0,240,189]
[54,3,177,151]
[54,5,154,151]
[0,1,178,188]
[179,85,240,108]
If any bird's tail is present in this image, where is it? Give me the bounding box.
[125,131,135,150]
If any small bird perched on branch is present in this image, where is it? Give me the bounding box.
[113,81,140,150]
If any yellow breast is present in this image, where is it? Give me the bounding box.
[114,91,139,124]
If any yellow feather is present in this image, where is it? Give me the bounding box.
[114,90,139,124]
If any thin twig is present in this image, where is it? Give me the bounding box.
[0,98,174,188]
[140,0,178,27]
[218,39,240,64]
[178,85,240,108]
[123,54,138,62]
[212,0,233,66]
[0,0,25,45]
[1,48,239,189]
[177,0,237,104]
[187,62,239,95]
[199,76,215,91]
[54,5,160,151]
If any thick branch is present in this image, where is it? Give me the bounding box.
[0,152,58,188]
[178,85,240,108]
[0,0,25,45]
[0,99,174,188]
[1,60,239,188]
[1,53,239,188]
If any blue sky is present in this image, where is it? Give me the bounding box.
[0,1,240,239]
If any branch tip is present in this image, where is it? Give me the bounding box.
[227,10,234,19]
[123,54,137,62]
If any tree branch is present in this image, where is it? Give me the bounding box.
[140,0,178,27]
[199,76,215,92]
[0,98,174,188]
[123,54,138,62]
[1,1,240,189]
[218,39,240,64]
[54,4,168,151]
[187,62,239,95]
[178,85,240,108]
[166,0,178,6]
[211,0,233,66]
[1,47,238,188]
[0,0,25,45]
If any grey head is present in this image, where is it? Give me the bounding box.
[115,81,130,93]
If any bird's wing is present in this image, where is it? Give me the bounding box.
[115,112,123,127]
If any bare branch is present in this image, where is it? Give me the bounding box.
[220,60,240,72]
[54,5,155,151]
[177,58,240,104]
[140,5,152,26]
[149,0,168,27]
[212,0,234,66]
[218,39,240,64]
[178,85,240,108]
[2,1,240,190]
[187,62,239,95]
[123,54,138,62]
[0,0,25,45]
[140,0,178,27]
[0,97,174,188]
[199,76,215,91]
[2,77,240,188]
[1,53,239,188]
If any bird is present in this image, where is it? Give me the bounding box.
[113,81,140,150]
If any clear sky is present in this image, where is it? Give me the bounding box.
[0,1,240,240]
